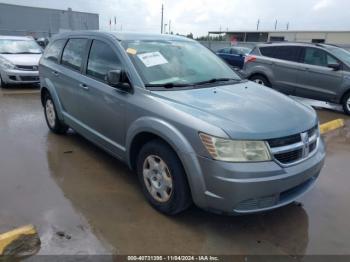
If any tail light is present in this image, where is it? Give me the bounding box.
[245,55,257,64]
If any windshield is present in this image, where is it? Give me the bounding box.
[0,39,42,54]
[121,40,240,87]
[327,46,350,65]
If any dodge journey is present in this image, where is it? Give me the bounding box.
[39,31,326,215]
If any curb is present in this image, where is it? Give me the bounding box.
[320,119,345,135]
[0,225,40,256]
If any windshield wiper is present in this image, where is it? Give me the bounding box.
[193,78,242,86]
[145,83,193,89]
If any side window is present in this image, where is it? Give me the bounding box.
[230,48,239,55]
[61,39,88,71]
[327,54,339,65]
[270,46,301,62]
[303,48,328,67]
[87,40,121,82]
[219,48,230,54]
[259,46,275,57]
[43,39,66,63]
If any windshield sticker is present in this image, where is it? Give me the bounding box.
[137,52,168,67]
[126,48,137,55]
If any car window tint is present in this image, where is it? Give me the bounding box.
[219,48,230,54]
[44,39,66,62]
[61,39,88,71]
[303,48,328,67]
[87,40,121,82]
[327,54,338,65]
[261,46,300,62]
[259,46,275,57]
[230,48,239,55]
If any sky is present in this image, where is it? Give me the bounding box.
[1,0,350,37]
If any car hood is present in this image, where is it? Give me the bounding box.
[0,54,41,66]
[152,82,318,140]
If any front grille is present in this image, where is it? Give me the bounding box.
[16,65,38,71]
[20,76,39,82]
[268,125,319,166]
[275,149,303,164]
[235,177,316,212]
[268,134,301,148]
[235,195,278,211]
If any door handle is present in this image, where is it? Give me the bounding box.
[79,83,89,91]
[52,71,59,76]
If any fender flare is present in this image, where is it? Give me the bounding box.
[126,117,207,206]
[41,78,64,121]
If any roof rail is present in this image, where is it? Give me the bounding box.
[263,41,339,47]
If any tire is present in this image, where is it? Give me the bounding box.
[137,139,192,215]
[250,75,271,87]
[44,93,69,134]
[0,76,8,89]
[342,92,350,115]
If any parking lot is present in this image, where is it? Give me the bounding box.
[0,86,349,256]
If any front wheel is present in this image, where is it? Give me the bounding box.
[342,92,350,115]
[0,76,8,89]
[250,75,270,87]
[44,93,69,134]
[137,140,192,215]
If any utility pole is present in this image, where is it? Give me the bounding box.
[274,19,278,30]
[164,23,168,34]
[286,22,290,30]
[161,3,164,34]
[169,20,171,34]
[256,19,260,31]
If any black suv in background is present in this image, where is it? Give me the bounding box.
[242,42,350,115]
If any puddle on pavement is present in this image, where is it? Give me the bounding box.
[0,91,350,255]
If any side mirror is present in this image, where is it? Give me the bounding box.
[328,63,341,71]
[106,70,131,91]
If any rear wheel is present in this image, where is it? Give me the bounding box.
[137,139,192,215]
[342,92,350,115]
[44,93,68,134]
[250,75,270,87]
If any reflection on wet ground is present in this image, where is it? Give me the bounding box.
[0,87,349,255]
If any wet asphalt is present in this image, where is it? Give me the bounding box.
[0,86,349,255]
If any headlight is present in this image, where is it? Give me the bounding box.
[199,133,271,162]
[0,57,15,69]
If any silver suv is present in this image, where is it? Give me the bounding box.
[39,31,325,215]
[243,42,350,115]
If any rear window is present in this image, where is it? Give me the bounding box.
[61,38,88,71]
[43,39,66,63]
[260,46,301,62]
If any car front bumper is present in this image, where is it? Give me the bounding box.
[1,69,39,84]
[189,137,326,215]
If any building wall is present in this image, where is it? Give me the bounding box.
[0,3,99,38]
[268,32,350,45]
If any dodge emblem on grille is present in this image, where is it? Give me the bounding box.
[301,132,310,158]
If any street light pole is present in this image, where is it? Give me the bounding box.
[161,3,164,34]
